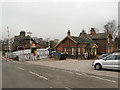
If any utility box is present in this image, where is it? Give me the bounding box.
[54,52,68,60]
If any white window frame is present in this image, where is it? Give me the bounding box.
[64,48,66,52]
[108,37,110,43]
[108,47,110,53]
[72,48,74,55]
[78,48,81,55]
[83,48,85,53]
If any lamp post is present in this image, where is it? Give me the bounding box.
[27,31,32,53]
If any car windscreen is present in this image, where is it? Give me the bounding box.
[102,54,108,57]
[117,55,120,60]
[105,55,117,60]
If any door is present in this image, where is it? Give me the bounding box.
[118,55,120,68]
[114,55,120,68]
[102,55,116,68]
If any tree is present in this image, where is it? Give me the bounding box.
[118,25,120,37]
[104,20,117,39]
[50,40,54,49]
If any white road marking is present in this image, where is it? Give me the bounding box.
[90,76,116,83]
[16,67,24,70]
[65,87,72,90]
[82,73,90,77]
[68,71,74,74]
[29,71,48,80]
[75,73,82,76]
[76,72,116,83]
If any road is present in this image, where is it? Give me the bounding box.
[2,57,118,88]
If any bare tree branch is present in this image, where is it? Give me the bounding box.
[104,20,117,40]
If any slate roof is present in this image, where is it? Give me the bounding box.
[70,36,93,44]
[71,36,98,48]
[55,35,98,48]
[21,38,36,44]
[86,33,108,39]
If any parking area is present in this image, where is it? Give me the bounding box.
[26,58,119,78]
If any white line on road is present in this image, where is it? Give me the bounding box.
[65,87,72,90]
[82,73,90,77]
[75,73,82,76]
[16,67,24,70]
[90,76,116,83]
[76,72,116,83]
[68,71,74,74]
[29,71,48,80]
[63,70,73,74]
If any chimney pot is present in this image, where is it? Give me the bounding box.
[67,30,71,36]
[90,28,96,34]
[81,30,87,38]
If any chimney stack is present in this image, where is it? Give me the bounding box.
[20,31,25,36]
[67,30,71,36]
[80,30,87,38]
[90,28,96,34]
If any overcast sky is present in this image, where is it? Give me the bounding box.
[1,0,119,40]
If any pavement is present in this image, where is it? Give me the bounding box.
[2,57,118,88]
[26,58,119,78]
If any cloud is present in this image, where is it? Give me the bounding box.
[1,1,118,40]
[0,0,119,3]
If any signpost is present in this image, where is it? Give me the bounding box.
[32,43,36,48]
[33,51,37,60]
[31,43,36,60]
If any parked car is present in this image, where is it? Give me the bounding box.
[92,53,120,70]
[97,54,109,59]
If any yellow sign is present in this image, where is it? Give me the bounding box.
[34,51,37,53]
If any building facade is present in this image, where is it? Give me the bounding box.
[85,28,113,54]
[12,31,45,51]
[55,28,113,58]
[55,30,98,59]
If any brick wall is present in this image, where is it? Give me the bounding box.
[56,37,77,55]
[93,38,113,54]
[56,37,88,56]
[93,39,106,54]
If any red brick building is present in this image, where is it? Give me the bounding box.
[55,28,113,58]
[85,28,113,54]
[12,31,45,51]
[55,30,98,58]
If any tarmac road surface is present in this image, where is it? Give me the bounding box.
[2,57,118,88]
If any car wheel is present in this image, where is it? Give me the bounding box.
[95,64,102,70]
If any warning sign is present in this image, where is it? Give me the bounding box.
[32,43,36,47]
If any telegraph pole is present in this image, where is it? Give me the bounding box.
[27,31,32,52]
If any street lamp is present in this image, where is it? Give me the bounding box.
[27,31,32,53]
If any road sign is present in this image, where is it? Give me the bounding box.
[84,53,88,58]
[34,51,37,53]
[32,43,36,47]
